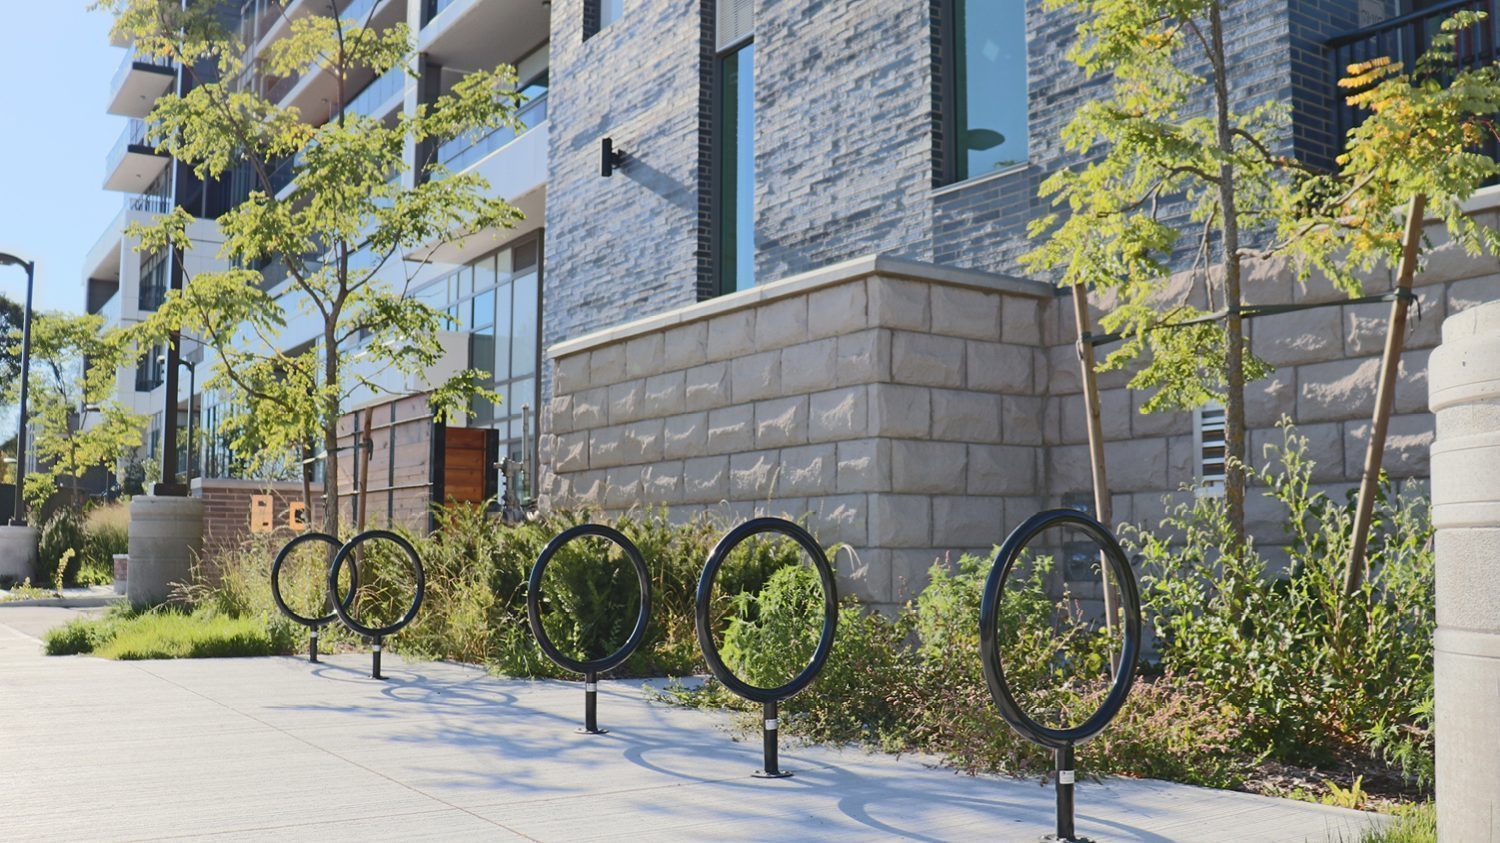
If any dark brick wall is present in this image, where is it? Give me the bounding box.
[543,0,1371,350]
[543,0,705,359]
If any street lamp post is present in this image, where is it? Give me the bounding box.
[159,351,197,485]
[0,252,36,526]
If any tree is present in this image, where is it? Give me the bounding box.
[100,0,523,535]
[1023,3,1500,544]
[5,313,145,510]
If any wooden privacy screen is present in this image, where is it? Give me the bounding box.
[337,393,500,533]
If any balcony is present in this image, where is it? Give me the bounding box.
[435,90,547,174]
[104,118,170,192]
[107,47,175,118]
[92,288,123,326]
[419,0,549,69]
[344,62,406,120]
[1326,0,1498,153]
[266,0,406,124]
[126,192,173,214]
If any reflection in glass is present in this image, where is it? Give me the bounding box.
[953,0,1028,180]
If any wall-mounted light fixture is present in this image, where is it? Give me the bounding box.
[601,137,625,177]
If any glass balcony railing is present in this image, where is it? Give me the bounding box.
[343,63,405,118]
[95,290,122,325]
[110,45,173,94]
[436,91,548,173]
[106,118,153,173]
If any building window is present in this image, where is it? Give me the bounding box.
[412,234,544,498]
[715,40,754,295]
[139,250,168,311]
[136,343,165,392]
[947,0,1029,182]
[1194,403,1227,494]
[585,0,624,39]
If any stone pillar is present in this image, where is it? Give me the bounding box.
[0,524,39,587]
[126,495,204,607]
[1428,299,1500,842]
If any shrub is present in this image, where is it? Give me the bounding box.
[189,505,791,678]
[1125,422,1436,786]
[718,564,914,744]
[82,502,130,586]
[37,509,89,588]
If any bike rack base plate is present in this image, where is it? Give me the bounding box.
[751,770,793,779]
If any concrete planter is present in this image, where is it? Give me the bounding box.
[1428,299,1500,841]
[112,554,128,595]
[0,524,39,587]
[126,496,204,607]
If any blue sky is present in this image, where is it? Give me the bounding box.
[0,4,126,315]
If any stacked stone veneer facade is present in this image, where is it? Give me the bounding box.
[542,199,1500,610]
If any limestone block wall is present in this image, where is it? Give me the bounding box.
[542,197,1500,610]
[1042,206,1500,561]
[541,255,1055,609]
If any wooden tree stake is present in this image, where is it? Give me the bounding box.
[1071,283,1123,647]
[1345,193,1427,595]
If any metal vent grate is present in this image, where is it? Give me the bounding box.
[1195,403,1226,492]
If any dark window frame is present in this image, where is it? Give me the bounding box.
[939,0,1031,186]
[711,34,754,297]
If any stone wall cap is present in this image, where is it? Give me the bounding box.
[547,254,1056,360]
[190,478,319,493]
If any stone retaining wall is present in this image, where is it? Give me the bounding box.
[543,214,1499,609]
[542,255,1054,607]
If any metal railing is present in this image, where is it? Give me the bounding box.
[435,92,548,173]
[126,192,172,214]
[1326,0,1498,151]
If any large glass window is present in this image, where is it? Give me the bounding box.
[410,235,543,498]
[716,42,754,295]
[950,0,1029,181]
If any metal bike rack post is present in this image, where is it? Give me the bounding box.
[979,509,1141,843]
[695,518,838,778]
[270,532,359,663]
[527,524,653,734]
[327,530,426,680]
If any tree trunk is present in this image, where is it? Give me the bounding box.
[323,327,340,538]
[1208,3,1248,547]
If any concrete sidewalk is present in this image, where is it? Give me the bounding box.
[1,606,1383,842]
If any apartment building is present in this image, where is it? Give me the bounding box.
[88,0,1499,604]
[88,0,552,506]
[535,0,1500,609]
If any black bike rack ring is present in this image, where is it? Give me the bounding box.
[695,517,838,778]
[979,509,1141,843]
[270,531,359,663]
[327,529,426,680]
[527,523,653,734]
